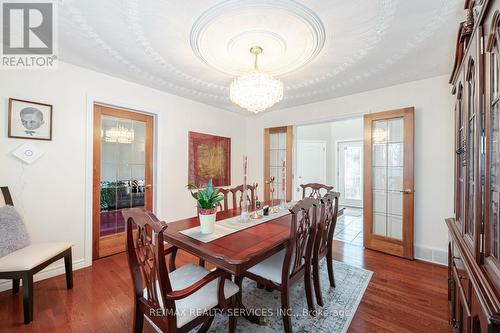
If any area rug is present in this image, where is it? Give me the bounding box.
[206,260,372,333]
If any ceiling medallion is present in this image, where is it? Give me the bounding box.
[230,46,283,113]
[190,0,325,77]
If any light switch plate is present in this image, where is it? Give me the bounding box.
[12,143,44,164]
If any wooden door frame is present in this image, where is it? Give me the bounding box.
[264,126,293,201]
[92,104,154,260]
[363,107,415,259]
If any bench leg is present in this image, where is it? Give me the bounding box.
[12,279,20,295]
[22,273,33,324]
[64,250,73,290]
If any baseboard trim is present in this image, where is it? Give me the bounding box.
[0,258,87,293]
[414,245,447,266]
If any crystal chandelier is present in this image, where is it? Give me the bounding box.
[230,46,283,113]
[104,125,135,144]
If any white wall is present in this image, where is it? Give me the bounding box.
[246,75,454,264]
[0,62,247,290]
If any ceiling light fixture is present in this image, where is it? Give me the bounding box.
[104,125,135,144]
[229,46,284,113]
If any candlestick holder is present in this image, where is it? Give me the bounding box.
[240,155,249,222]
[279,198,287,211]
[240,190,249,222]
[265,176,278,214]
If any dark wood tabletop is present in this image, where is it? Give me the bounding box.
[163,206,292,275]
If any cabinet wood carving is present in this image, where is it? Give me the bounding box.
[448,1,500,332]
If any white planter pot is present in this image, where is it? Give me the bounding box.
[199,212,216,234]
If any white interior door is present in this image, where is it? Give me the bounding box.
[338,140,363,207]
[294,140,327,201]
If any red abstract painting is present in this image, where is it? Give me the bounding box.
[188,131,231,187]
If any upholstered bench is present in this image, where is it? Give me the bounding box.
[0,187,73,324]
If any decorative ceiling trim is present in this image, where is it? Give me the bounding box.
[124,0,228,93]
[226,29,287,59]
[286,0,458,101]
[190,0,326,76]
[64,0,229,101]
[286,0,399,92]
[59,0,462,112]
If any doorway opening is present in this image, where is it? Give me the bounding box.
[294,117,364,246]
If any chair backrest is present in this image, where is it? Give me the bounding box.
[0,187,13,206]
[230,183,258,210]
[283,198,321,282]
[122,208,176,331]
[316,191,340,256]
[215,188,230,212]
[300,183,334,199]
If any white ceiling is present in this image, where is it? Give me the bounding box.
[60,0,464,114]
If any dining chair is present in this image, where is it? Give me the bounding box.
[235,198,322,333]
[229,184,258,209]
[122,208,239,333]
[215,188,230,212]
[0,186,73,324]
[300,183,333,199]
[312,191,340,306]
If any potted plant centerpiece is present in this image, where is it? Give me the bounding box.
[187,179,224,234]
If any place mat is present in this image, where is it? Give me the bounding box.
[180,208,290,243]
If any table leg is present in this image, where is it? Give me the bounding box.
[233,276,267,326]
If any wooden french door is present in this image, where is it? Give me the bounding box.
[92,104,154,259]
[263,126,293,202]
[363,107,414,259]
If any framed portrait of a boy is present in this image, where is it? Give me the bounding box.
[8,98,53,141]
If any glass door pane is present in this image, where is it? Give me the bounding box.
[264,126,292,203]
[269,132,287,201]
[371,117,404,240]
[100,116,146,237]
[491,47,500,263]
[93,104,153,259]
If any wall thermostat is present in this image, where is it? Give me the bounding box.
[12,143,44,164]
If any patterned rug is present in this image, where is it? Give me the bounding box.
[206,260,372,333]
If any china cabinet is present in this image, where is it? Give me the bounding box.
[447,0,500,331]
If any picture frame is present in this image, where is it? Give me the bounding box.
[188,131,231,187]
[8,98,53,141]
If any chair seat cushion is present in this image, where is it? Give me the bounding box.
[144,263,239,329]
[247,249,294,285]
[0,205,30,257]
[0,242,72,271]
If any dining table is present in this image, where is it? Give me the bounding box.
[163,202,345,326]
[164,204,292,277]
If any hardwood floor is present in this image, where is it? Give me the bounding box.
[0,241,450,333]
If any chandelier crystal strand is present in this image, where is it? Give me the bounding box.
[230,46,284,113]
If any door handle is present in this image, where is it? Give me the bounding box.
[400,189,414,194]
[145,184,152,189]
